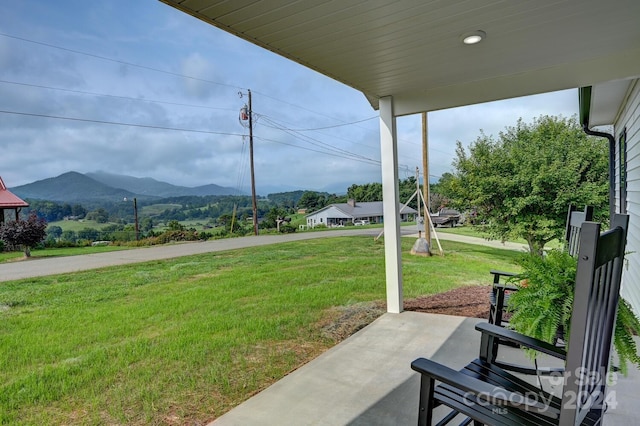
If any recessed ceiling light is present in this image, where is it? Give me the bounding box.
[461,30,486,45]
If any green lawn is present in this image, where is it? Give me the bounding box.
[140,203,182,216]
[47,219,115,232]
[435,225,564,250]
[0,245,132,263]
[434,224,491,239]
[0,237,520,425]
[153,219,220,232]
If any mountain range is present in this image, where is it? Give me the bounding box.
[10,171,240,203]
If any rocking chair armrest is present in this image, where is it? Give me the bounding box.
[475,323,566,360]
[492,283,520,292]
[411,357,556,417]
[489,269,518,279]
[489,270,520,290]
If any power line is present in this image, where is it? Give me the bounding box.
[258,115,380,164]
[0,33,428,176]
[250,88,376,129]
[251,111,416,173]
[2,31,430,162]
[0,32,242,91]
[257,111,381,153]
[0,108,391,169]
[0,32,374,132]
[254,135,381,167]
[263,115,377,131]
[0,79,237,112]
[234,137,249,195]
[0,109,244,136]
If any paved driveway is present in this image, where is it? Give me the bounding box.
[0,229,382,282]
[0,228,525,282]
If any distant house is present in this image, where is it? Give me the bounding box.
[0,176,29,224]
[305,199,417,228]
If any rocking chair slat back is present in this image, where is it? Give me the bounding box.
[565,205,594,256]
[560,214,628,426]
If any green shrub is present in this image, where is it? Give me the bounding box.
[279,224,296,233]
[507,249,640,374]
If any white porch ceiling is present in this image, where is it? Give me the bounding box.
[159,0,640,116]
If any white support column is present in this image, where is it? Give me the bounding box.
[379,96,403,313]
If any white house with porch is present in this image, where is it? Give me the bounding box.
[305,199,417,228]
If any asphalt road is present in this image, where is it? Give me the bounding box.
[0,227,526,282]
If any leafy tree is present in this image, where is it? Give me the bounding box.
[346,179,421,208]
[61,230,77,243]
[347,182,382,202]
[140,217,154,232]
[167,220,185,231]
[0,212,48,257]
[326,193,347,205]
[102,224,125,232]
[86,208,109,223]
[399,177,419,210]
[25,200,72,222]
[267,190,307,208]
[298,191,325,210]
[430,172,459,211]
[262,207,288,229]
[71,204,87,218]
[217,213,247,234]
[450,115,608,255]
[77,227,101,241]
[47,225,63,240]
[217,214,233,227]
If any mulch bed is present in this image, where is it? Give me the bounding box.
[322,286,494,342]
[404,285,492,319]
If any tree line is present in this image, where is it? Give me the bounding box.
[4,115,608,255]
[22,179,426,228]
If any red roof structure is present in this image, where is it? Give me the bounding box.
[0,176,29,224]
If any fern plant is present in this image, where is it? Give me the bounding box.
[507,250,576,345]
[507,249,640,374]
[614,299,640,375]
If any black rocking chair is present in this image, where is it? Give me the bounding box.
[411,214,628,426]
[488,205,594,328]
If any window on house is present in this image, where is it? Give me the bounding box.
[619,128,627,214]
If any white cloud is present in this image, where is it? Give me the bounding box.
[0,1,581,196]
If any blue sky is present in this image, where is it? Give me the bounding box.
[0,0,579,196]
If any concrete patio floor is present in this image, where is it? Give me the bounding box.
[211,312,639,425]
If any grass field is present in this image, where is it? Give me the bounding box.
[435,225,564,250]
[0,245,132,263]
[0,236,520,425]
[140,203,182,216]
[47,219,115,232]
[434,224,490,238]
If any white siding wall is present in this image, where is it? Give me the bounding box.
[615,80,640,316]
[306,206,351,228]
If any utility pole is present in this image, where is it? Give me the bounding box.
[134,197,140,241]
[124,197,140,241]
[422,112,431,247]
[240,89,259,236]
[415,166,422,238]
[248,90,258,235]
